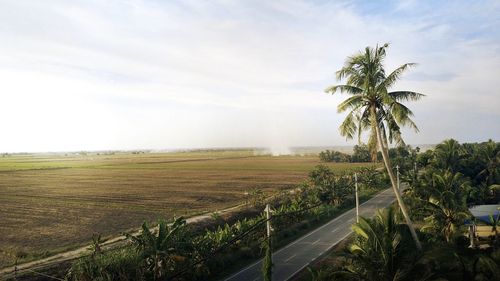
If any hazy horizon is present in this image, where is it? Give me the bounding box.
[0,143,449,155]
[1,0,499,153]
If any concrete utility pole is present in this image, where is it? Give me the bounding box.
[396,165,400,191]
[468,223,475,248]
[265,204,272,238]
[355,173,359,223]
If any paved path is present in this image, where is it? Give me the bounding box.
[224,188,396,281]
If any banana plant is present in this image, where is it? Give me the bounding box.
[125,217,186,281]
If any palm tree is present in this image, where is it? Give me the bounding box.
[477,140,500,185]
[421,171,471,243]
[338,207,418,280]
[326,43,425,250]
[433,139,465,173]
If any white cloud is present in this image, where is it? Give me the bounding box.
[0,0,498,152]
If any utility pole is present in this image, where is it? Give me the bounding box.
[396,165,400,191]
[355,173,359,223]
[414,162,418,182]
[265,204,272,238]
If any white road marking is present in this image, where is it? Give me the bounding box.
[312,239,320,245]
[224,188,396,281]
[285,254,297,263]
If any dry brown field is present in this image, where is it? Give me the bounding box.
[0,150,375,267]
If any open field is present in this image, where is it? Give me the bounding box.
[0,150,376,268]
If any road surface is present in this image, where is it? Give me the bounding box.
[224,188,396,281]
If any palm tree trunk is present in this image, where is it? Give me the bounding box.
[372,107,423,251]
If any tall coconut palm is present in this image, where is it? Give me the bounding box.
[326,44,425,250]
[477,140,500,185]
[433,139,465,173]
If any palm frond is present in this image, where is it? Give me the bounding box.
[337,95,365,113]
[325,84,363,95]
[339,111,358,140]
[380,63,416,90]
[389,91,425,102]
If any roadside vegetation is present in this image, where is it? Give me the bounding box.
[62,166,387,281]
[306,139,500,280]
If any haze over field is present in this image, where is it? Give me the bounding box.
[0,0,499,153]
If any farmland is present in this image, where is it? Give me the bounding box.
[0,150,375,268]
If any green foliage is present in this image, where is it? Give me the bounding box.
[411,139,500,205]
[433,139,466,173]
[88,233,103,257]
[338,206,419,281]
[325,43,424,157]
[125,217,188,280]
[248,188,266,207]
[307,267,335,281]
[67,247,145,281]
[489,211,500,247]
[319,150,352,163]
[420,171,471,243]
[352,144,371,163]
[308,165,354,205]
[262,237,273,281]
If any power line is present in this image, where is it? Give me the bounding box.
[169,217,269,279]
[20,268,65,281]
[169,202,324,279]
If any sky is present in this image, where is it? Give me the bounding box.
[0,0,499,153]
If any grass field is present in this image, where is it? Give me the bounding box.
[0,150,376,267]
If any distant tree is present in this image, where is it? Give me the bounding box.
[309,165,354,205]
[477,140,500,185]
[351,144,371,162]
[319,149,352,162]
[433,139,465,173]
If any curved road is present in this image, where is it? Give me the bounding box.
[223,188,396,281]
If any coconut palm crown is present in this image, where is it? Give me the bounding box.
[326,43,425,250]
[326,43,424,156]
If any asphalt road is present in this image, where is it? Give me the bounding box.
[223,188,396,281]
